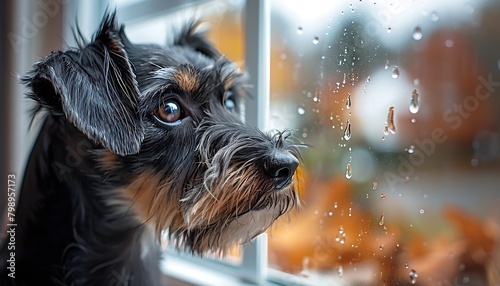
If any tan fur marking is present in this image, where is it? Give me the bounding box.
[98,150,119,171]
[174,69,199,93]
[122,170,184,235]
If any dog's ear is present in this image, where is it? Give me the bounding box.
[173,20,221,60]
[22,12,143,156]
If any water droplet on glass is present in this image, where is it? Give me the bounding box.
[406,145,415,154]
[411,118,416,123]
[431,12,439,21]
[346,93,351,109]
[379,245,384,251]
[334,202,338,209]
[297,26,303,35]
[387,27,392,33]
[345,163,352,179]
[409,89,420,114]
[386,107,396,134]
[392,66,400,79]
[338,266,343,278]
[381,193,386,200]
[339,226,344,235]
[419,209,425,214]
[445,39,454,48]
[343,120,352,141]
[300,257,310,277]
[328,211,333,216]
[384,60,389,70]
[312,36,319,45]
[405,262,409,269]
[297,107,305,115]
[378,213,385,226]
[339,233,346,244]
[372,181,378,190]
[366,76,371,83]
[409,269,418,284]
[412,26,423,40]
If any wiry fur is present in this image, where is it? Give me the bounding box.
[0,12,300,286]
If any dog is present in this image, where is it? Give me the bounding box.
[0,12,301,286]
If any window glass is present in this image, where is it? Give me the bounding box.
[268,0,500,284]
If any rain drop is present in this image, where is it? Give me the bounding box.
[346,93,351,109]
[343,120,352,141]
[419,209,425,214]
[412,26,423,41]
[409,269,418,284]
[300,257,310,277]
[381,193,386,200]
[339,233,346,244]
[386,107,396,134]
[411,118,417,123]
[297,107,305,115]
[338,266,343,278]
[312,36,319,45]
[384,60,389,70]
[405,262,409,269]
[372,181,378,190]
[383,125,389,136]
[431,12,439,21]
[297,26,303,35]
[379,245,384,251]
[406,145,415,154]
[409,89,420,114]
[392,66,400,79]
[366,76,371,83]
[445,39,454,48]
[387,27,392,33]
[345,163,352,179]
[378,213,385,226]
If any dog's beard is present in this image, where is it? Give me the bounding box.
[117,117,300,254]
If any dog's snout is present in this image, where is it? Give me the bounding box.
[264,151,299,190]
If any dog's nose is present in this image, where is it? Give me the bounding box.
[264,151,299,190]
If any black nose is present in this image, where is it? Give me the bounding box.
[263,151,299,190]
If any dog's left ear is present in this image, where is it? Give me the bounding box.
[22,12,143,156]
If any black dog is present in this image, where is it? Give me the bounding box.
[0,12,300,285]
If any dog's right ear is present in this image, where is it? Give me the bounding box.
[22,12,143,156]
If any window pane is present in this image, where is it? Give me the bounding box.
[268,0,500,285]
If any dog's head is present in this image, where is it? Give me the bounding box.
[23,12,301,254]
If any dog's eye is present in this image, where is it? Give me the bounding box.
[224,98,236,112]
[224,91,237,112]
[156,101,182,124]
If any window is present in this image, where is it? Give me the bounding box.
[267,0,500,285]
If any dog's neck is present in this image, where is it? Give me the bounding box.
[13,114,163,285]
